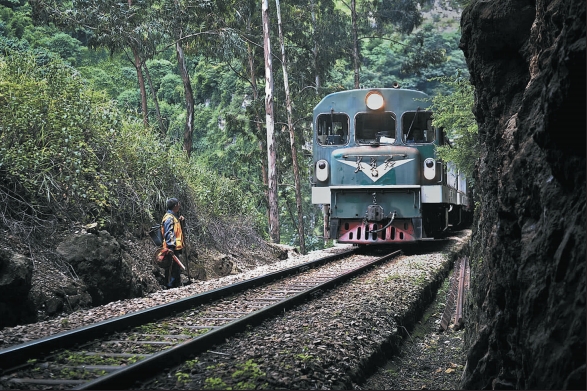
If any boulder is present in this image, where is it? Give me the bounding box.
[56,230,133,306]
[0,248,36,327]
[212,255,234,277]
[268,243,299,260]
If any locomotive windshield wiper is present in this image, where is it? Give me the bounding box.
[405,107,421,141]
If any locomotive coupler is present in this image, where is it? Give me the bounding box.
[366,204,385,221]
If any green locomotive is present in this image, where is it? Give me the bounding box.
[311,88,469,244]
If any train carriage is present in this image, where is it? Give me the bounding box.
[311,88,469,245]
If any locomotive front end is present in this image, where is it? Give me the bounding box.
[326,144,424,243]
[312,88,449,245]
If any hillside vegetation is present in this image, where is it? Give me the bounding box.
[0,48,264,245]
[2,0,471,247]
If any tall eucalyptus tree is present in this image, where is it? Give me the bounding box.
[275,0,305,253]
[236,0,270,220]
[261,0,280,243]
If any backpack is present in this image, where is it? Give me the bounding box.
[149,224,163,247]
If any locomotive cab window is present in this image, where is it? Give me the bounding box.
[402,110,434,144]
[316,113,349,146]
[355,112,396,144]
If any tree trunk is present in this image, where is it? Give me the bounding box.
[311,0,320,93]
[246,18,269,223]
[143,61,166,135]
[276,0,305,254]
[133,47,149,127]
[262,0,280,243]
[351,0,360,89]
[176,41,195,159]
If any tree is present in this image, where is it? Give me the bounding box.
[429,74,478,183]
[340,0,427,88]
[262,0,279,243]
[286,0,348,94]
[30,0,158,127]
[155,0,199,157]
[275,0,305,253]
[155,0,240,158]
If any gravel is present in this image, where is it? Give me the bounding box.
[138,231,471,390]
[360,274,466,390]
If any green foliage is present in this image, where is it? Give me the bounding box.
[0,47,265,240]
[116,89,141,112]
[158,73,183,105]
[341,21,468,93]
[231,359,267,390]
[0,49,117,223]
[428,74,478,182]
[203,377,229,390]
[35,32,87,66]
[175,371,190,384]
[0,2,31,39]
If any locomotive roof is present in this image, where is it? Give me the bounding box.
[313,88,431,115]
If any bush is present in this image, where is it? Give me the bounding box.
[0,48,118,228]
[0,47,265,241]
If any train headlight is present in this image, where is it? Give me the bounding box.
[315,159,329,182]
[424,158,436,180]
[365,91,384,110]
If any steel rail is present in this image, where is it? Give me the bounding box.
[454,256,469,328]
[77,249,402,390]
[0,248,356,371]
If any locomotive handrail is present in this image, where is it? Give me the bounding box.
[437,161,444,184]
[329,185,421,189]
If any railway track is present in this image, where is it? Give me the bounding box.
[0,248,404,390]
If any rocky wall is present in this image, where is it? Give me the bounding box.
[459,0,585,388]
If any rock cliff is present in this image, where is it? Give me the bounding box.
[459,0,585,388]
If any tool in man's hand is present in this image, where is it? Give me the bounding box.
[170,252,185,270]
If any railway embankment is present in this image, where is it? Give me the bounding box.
[0,231,470,390]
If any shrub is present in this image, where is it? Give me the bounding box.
[0,47,265,242]
[0,48,118,228]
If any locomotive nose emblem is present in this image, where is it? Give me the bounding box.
[384,157,395,169]
[340,157,414,182]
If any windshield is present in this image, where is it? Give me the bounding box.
[401,111,435,143]
[355,112,397,144]
[316,113,349,146]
